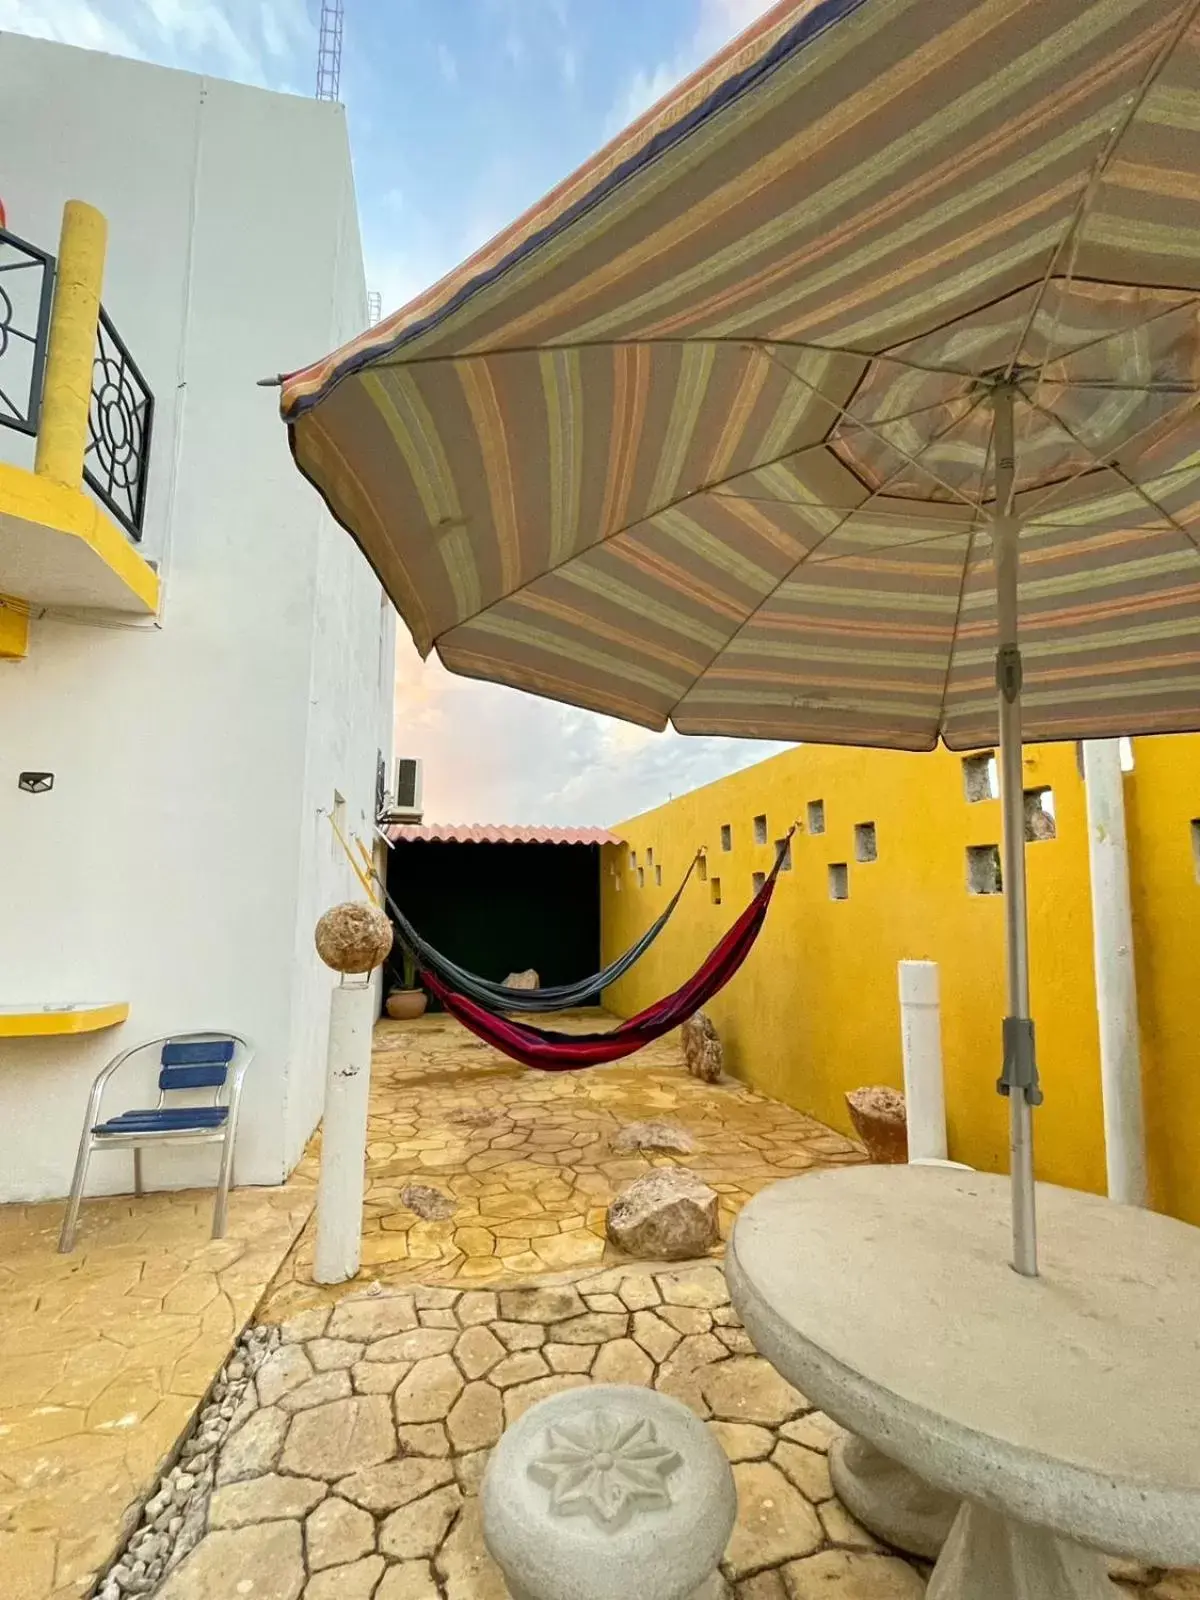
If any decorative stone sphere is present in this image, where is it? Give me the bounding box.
[482,1383,736,1600]
[314,902,393,974]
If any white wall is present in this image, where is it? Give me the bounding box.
[0,36,394,1201]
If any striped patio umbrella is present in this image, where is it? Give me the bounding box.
[279,0,1200,1275]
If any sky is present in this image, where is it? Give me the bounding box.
[0,0,790,824]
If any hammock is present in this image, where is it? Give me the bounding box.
[421,835,791,1071]
[379,855,699,1014]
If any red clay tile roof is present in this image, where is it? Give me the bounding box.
[386,823,620,846]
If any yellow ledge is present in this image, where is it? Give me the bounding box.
[0,463,159,615]
[0,1002,130,1038]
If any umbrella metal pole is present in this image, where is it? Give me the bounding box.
[992,381,1041,1278]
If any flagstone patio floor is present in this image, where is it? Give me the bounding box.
[4,1012,1197,1600]
[0,1185,312,1600]
[260,1011,867,1321]
[145,1265,1191,1600]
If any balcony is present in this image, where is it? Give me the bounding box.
[0,201,159,657]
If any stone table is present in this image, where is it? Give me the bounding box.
[726,1166,1200,1599]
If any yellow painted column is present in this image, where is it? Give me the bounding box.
[33,200,107,490]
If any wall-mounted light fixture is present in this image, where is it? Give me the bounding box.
[18,771,53,794]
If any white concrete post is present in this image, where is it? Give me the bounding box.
[899,961,948,1163]
[1082,739,1148,1208]
[314,980,376,1283]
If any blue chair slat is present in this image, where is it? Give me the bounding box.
[159,1038,235,1092]
[159,1062,229,1090]
[161,1040,235,1065]
[96,1106,229,1134]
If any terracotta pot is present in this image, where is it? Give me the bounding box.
[386,989,428,1021]
[845,1086,908,1164]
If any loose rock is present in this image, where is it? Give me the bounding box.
[611,1120,697,1155]
[398,1184,458,1222]
[606,1168,720,1260]
[681,1011,724,1082]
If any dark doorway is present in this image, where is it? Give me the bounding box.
[385,840,601,1007]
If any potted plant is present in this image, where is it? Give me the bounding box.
[385,946,428,1020]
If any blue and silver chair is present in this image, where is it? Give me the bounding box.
[58,1032,253,1252]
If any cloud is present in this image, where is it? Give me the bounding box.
[605,0,778,134]
[393,633,788,829]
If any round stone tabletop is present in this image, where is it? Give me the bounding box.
[726,1165,1200,1567]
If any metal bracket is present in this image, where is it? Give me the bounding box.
[996,643,1023,704]
[997,1016,1043,1105]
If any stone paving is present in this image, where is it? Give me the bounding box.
[135,1264,1196,1600]
[0,1185,312,1600]
[262,1013,864,1320]
[151,1264,930,1600]
[9,1014,1200,1600]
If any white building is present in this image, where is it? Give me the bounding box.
[0,34,394,1202]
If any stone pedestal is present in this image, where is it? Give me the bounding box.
[929,1502,1118,1599]
[481,1383,736,1600]
[829,1434,958,1560]
[726,1167,1200,1600]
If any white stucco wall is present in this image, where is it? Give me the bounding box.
[0,36,394,1201]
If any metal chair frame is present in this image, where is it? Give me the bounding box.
[58,1031,253,1253]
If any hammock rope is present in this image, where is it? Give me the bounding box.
[376,853,701,1014]
[422,831,793,1071]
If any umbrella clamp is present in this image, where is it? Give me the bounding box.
[996,643,1023,704]
[998,1016,1043,1106]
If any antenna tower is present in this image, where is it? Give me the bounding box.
[316,0,344,101]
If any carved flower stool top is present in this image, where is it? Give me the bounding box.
[530,1410,682,1528]
[482,1383,737,1600]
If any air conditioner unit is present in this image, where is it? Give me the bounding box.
[381,757,423,824]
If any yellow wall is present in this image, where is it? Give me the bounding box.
[601,736,1200,1225]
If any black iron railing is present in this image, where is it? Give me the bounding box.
[0,226,55,437]
[84,305,154,542]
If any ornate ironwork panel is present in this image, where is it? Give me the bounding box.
[84,306,154,541]
[0,226,55,437]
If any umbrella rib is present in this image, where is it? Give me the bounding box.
[759,343,988,514]
[934,397,1003,743]
[390,335,980,382]
[430,363,983,645]
[1024,293,1200,382]
[1004,0,1200,383]
[1064,380,1200,395]
[429,442,867,650]
[661,387,990,726]
[1024,394,1200,558]
[1018,391,1200,522]
[803,524,982,565]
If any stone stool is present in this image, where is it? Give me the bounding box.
[481,1384,736,1600]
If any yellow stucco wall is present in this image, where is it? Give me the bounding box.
[600,735,1200,1225]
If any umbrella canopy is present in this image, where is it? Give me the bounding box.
[281,0,1200,753]
[279,0,1200,1275]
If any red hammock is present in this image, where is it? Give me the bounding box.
[421,839,788,1070]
